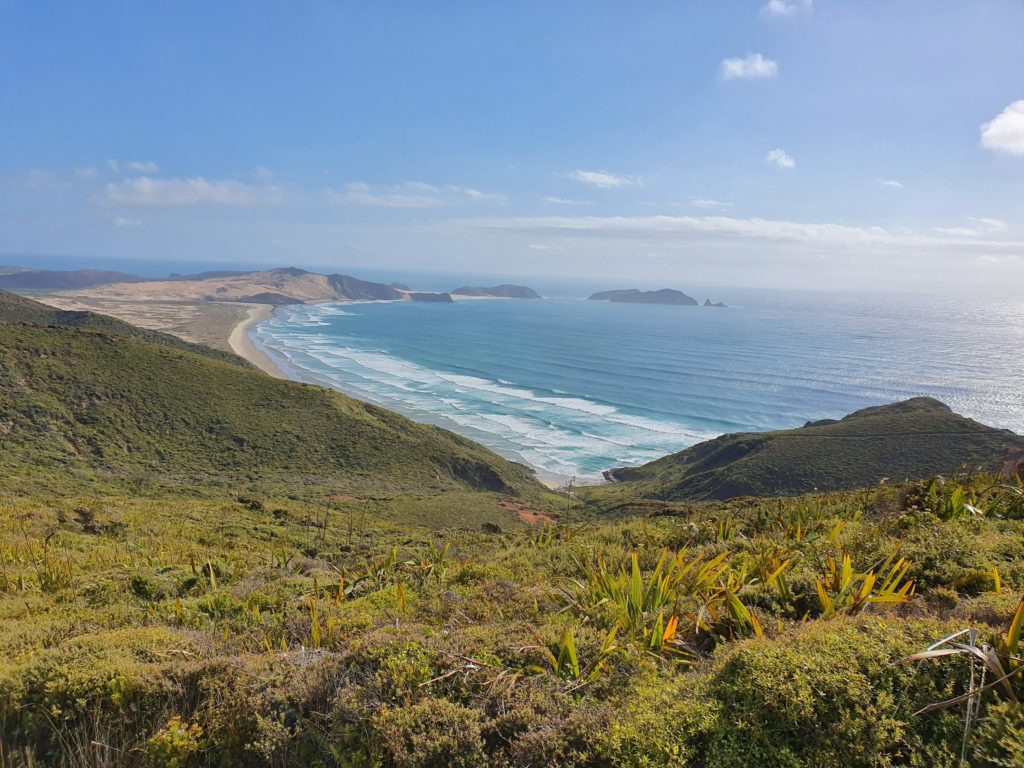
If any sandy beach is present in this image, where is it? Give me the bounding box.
[37,294,287,378]
[227,304,286,378]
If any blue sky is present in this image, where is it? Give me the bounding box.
[2,1,1023,293]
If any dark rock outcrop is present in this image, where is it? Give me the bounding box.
[451,284,541,299]
[408,292,454,303]
[589,288,698,306]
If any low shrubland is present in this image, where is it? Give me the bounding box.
[1,473,1023,766]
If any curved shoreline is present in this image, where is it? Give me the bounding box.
[227,303,287,379]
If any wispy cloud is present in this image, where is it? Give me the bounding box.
[16,169,69,190]
[542,196,592,205]
[934,217,1008,237]
[765,148,795,169]
[566,170,642,189]
[969,217,1007,231]
[932,226,980,237]
[880,179,903,189]
[459,213,1024,253]
[105,176,284,206]
[980,100,1024,156]
[111,216,142,227]
[720,53,778,80]
[331,181,506,208]
[760,1,797,17]
[760,0,811,17]
[126,160,159,174]
[690,198,733,209]
[459,186,509,204]
[527,242,563,250]
[73,166,98,181]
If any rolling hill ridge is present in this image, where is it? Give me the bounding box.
[605,397,1024,500]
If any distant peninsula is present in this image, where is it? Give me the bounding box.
[451,284,541,299]
[588,288,698,306]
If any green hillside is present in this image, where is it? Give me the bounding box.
[0,291,539,499]
[0,288,243,366]
[603,397,1024,501]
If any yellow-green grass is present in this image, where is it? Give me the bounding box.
[3,475,1024,766]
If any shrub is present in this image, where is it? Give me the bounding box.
[973,702,1024,767]
[597,671,717,766]
[0,627,190,758]
[703,616,965,768]
[371,698,485,768]
[145,715,203,767]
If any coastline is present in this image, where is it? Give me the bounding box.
[227,303,287,379]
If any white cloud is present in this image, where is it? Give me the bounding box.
[460,213,1024,254]
[542,196,592,205]
[933,226,980,237]
[255,166,274,181]
[880,179,903,189]
[107,159,119,173]
[105,176,284,206]
[112,216,142,228]
[720,53,778,80]
[760,0,812,17]
[969,217,1008,231]
[934,218,1010,237]
[760,0,796,17]
[331,181,505,208]
[527,243,563,250]
[567,170,642,188]
[73,166,98,181]
[126,160,159,174]
[765,148,795,169]
[980,100,1024,156]
[690,198,733,209]
[457,186,509,205]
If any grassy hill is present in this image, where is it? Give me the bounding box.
[0,288,244,366]
[602,397,1024,501]
[0,291,540,499]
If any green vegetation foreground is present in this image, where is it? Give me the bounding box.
[3,476,1024,766]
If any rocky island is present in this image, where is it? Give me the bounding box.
[451,284,541,299]
[406,291,454,303]
[588,288,699,305]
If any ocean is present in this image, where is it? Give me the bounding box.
[250,287,1024,484]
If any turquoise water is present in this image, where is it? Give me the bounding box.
[251,291,1024,483]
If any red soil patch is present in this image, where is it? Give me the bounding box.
[499,498,557,525]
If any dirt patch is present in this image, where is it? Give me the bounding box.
[499,499,557,525]
[327,495,370,503]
